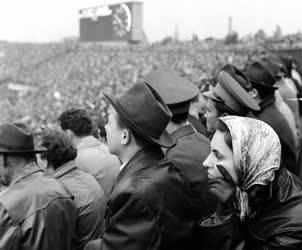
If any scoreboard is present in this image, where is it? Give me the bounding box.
[79,2,144,42]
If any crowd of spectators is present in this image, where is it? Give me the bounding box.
[0,39,298,132]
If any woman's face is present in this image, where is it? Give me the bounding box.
[203,130,238,184]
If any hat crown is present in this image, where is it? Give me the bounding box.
[0,123,35,151]
[143,69,199,105]
[219,64,251,91]
[115,83,172,139]
[245,61,276,88]
[203,71,260,115]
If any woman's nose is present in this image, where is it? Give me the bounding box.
[203,155,212,169]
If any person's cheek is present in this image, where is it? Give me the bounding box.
[209,165,223,179]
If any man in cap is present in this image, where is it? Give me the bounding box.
[142,69,216,220]
[203,64,260,134]
[245,61,297,175]
[0,123,77,250]
[58,108,119,199]
[85,82,201,250]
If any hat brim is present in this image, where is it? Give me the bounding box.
[104,92,175,148]
[245,73,278,90]
[0,146,47,154]
[218,72,260,111]
[203,90,222,102]
[250,80,279,90]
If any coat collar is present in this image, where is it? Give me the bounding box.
[11,162,43,185]
[117,146,165,183]
[78,136,102,150]
[253,95,275,115]
[169,124,195,142]
[52,160,77,179]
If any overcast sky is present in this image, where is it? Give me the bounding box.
[0,0,301,42]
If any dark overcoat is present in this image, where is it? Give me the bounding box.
[99,146,207,250]
[165,124,216,219]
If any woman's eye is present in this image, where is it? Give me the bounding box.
[214,151,223,159]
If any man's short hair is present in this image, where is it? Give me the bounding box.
[41,130,77,169]
[171,112,189,124]
[251,82,275,99]
[58,108,92,136]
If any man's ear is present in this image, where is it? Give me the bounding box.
[121,129,131,145]
[250,88,259,99]
[65,129,74,139]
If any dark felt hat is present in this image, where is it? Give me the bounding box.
[245,61,278,90]
[203,71,260,115]
[142,69,199,114]
[219,64,252,91]
[0,123,46,153]
[103,82,174,148]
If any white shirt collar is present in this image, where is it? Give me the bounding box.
[120,161,128,172]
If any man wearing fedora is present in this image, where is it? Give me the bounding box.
[203,64,260,134]
[0,123,77,250]
[261,57,300,145]
[85,82,201,250]
[142,70,216,222]
[245,61,298,175]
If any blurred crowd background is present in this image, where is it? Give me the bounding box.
[0,32,301,133]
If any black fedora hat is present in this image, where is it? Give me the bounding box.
[245,61,278,90]
[103,82,174,148]
[0,123,46,153]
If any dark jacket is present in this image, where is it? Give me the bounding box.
[0,162,77,250]
[188,114,209,137]
[253,96,297,175]
[165,124,216,218]
[199,168,302,250]
[98,146,205,250]
[246,168,302,249]
[52,160,107,250]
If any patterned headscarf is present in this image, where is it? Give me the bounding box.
[219,116,281,221]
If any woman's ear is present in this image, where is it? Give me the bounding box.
[121,129,131,145]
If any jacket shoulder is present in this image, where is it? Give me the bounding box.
[76,145,120,171]
[0,174,74,225]
[166,132,210,167]
[249,170,302,241]
[113,159,186,213]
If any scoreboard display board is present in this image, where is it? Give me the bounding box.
[79,2,144,42]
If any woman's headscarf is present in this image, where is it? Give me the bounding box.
[219,116,281,221]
